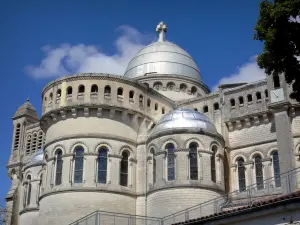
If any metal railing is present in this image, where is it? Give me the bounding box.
[69,167,300,225]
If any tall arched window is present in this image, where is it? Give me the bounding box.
[26,175,32,206]
[55,150,63,185]
[13,123,21,151]
[97,147,108,184]
[120,151,129,186]
[39,174,43,199]
[189,142,198,180]
[271,151,281,187]
[166,143,175,181]
[254,155,264,190]
[211,145,217,183]
[91,84,98,93]
[67,86,73,95]
[74,146,84,183]
[237,158,246,192]
[151,149,156,184]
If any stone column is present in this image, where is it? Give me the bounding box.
[176,150,187,180]
[200,151,212,183]
[154,151,166,186]
[272,105,296,194]
[108,154,121,186]
[262,160,272,188]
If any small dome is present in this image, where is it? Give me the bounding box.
[150,108,218,137]
[124,22,202,81]
[30,149,44,164]
[13,99,38,120]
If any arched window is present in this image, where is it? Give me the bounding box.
[247,94,253,102]
[97,147,108,184]
[144,83,149,88]
[49,93,53,101]
[167,82,175,90]
[191,86,197,95]
[230,99,235,107]
[55,150,63,185]
[150,148,156,184]
[237,158,246,192]
[180,83,187,91]
[38,131,43,150]
[78,85,85,93]
[211,145,217,183]
[166,143,175,181]
[26,135,31,155]
[273,75,280,88]
[74,146,84,183]
[139,95,144,106]
[153,82,162,90]
[238,96,244,105]
[213,102,219,111]
[155,103,158,111]
[104,85,111,94]
[189,142,198,180]
[265,90,269,99]
[256,92,262,101]
[203,105,208,113]
[129,90,134,100]
[32,133,37,153]
[117,87,123,96]
[120,151,129,186]
[271,151,281,187]
[147,99,151,107]
[26,175,32,206]
[56,89,61,98]
[39,174,43,198]
[67,86,73,95]
[194,108,198,111]
[254,155,264,190]
[13,123,21,151]
[162,107,165,114]
[91,84,98,93]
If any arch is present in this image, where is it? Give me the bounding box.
[238,96,244,105]
[153,82,163,90]
[230,98,235,107]
[49,92,53,101]
[203,105,208,113]
[55,149,63,185]
[117,87,123,96]
[120,150,129,186]
[143,83,149,88]
[32,132,37,153]
[139,94,144,105]
[247,94,253,102]
[269,150,281,187]
[91,84,98,93]
[213,102,219,111]
[264,89,269,98]
[166,82,175,90]
[153,150,156,184]
[194,108,198,111]
[73,146,84,183]
[53,144,66,156]
[44,96,47,101]
[253,154,264,190]
[180,83,187,91]
[13,123,21,151]
[162,139,178,150]
[56,89,62,98]
[67,86,73,95]
[78,85,85,93]
[236,157,246,192]
[97,146,108,184]
[256,92,262,100]
[166,143,175,181]
[189,142,198,180]
[249,150,264,161]
[211,145,218,183]
[191,86,197,95]
[148,146,156,155]
[71,142,88,153]
[129,90,134,100]
[104,85,111,94]
[185,138,204,149]
[94,142,112,153]
[119,145,134,158]
[162,107,165,114]
[155,103,158,111]
[26,134,32,155]
[26,174,32,206]
[147,98,151,107]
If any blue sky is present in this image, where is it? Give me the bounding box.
[0,0,265,203]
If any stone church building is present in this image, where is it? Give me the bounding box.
[5,22,300,225]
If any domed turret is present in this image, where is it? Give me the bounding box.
[13,99,39,120]
[149,108,218,138]
[124,22,202,81]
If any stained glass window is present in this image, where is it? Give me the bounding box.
[166,143,175,181]
[55,150,63,185]
[74,147,84,183]
[211,145,217,182]
[98,147,108,184]
[153,157,156,184]
[237,158,246,192]
[120,151,129,186]
[272,151,281,187]
[255,155,264,190]
[189,142,198,180]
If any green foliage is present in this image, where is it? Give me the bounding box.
[254,0,300,101]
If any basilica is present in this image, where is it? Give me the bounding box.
[5,22,300,225]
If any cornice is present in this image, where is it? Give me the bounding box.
[223,79,267,95]
[176,92,220,107]
[19,207,39,215]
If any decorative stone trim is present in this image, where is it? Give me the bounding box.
[108,153,122,159]
[198,149,212,155]
[224,80,267,95]
[19,207,39,215]
[129,158,137,163]
[154,150,166,156]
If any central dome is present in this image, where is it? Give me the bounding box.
[124,22,202,81]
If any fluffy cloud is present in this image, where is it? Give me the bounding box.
[212,56,266,91]
[25,26,154,78]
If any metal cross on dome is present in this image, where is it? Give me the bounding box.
[156,21,168,42]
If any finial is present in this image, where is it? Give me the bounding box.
[26,98,30,102]
[156,21,168,42]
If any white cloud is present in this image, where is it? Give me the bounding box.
[213,56,266,91]
[25,26,154,78]
[289,15,300,23]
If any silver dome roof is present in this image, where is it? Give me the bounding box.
[30,149,44,164]
[124,22,202,81]
[150,108,218,137]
